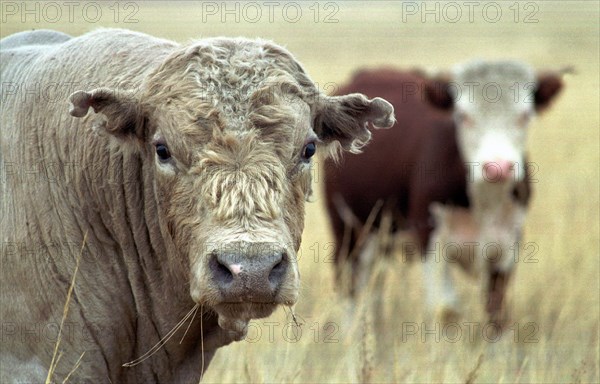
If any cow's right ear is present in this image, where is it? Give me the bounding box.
[313,93,395,158]
[69,88,145,141]
[424,77,454,110]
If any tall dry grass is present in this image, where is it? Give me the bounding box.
[2,1,598,383]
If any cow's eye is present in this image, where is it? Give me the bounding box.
[302,141,316,161]
[155,143,171,162]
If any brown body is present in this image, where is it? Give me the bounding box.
[325,69,470,256]
[324,65,562,323]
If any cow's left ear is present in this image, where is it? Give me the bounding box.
[424,76,454,110]
[69,88,145,141]
[314,93,395,156]
[534,73,564,113]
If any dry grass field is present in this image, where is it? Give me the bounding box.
[2,1,598,383]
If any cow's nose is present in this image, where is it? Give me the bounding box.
[483,160,514,182]
[209,248,288,302]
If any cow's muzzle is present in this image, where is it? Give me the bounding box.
[483,160,515,182]
[209,243,290,303]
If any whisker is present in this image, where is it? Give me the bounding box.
[282,304,303,328]
[179,304,200,344]
[289,306,302,327]
[123,304,199,367]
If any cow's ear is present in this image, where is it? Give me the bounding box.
[424,77,454,110]
[314,93,394,157]
[534,73,564,113]
[69,88,145,141]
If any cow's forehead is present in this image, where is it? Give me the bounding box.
[452,60,535,86]
[451,60,537,115]
[147,37,315,133]
[145,37,316,155]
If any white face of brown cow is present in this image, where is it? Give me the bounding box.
[68,38,395,337]
[426,60,563,186]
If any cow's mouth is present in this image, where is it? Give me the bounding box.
[213,302,280,340]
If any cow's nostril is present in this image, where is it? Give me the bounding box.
[210,253,234,285]
[268,253,288,286]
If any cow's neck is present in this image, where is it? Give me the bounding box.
[468,181,516,222]
[75,149,228,380]
[467,181,526,247]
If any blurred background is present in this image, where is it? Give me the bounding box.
[2,1,598,382]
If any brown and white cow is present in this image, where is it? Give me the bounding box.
[324,61,564,325]
[0,29,394,383]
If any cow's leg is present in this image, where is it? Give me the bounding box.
[343,233,392,347]
[333,225,361,333]
[353,233,379,295]
[423,251,459,324]
[422,224,460,323]
[332,226,354,298]
[484,206,525,326]
[328,193,362,298]
[358,233,388,331]
[421,203,461,323]
[340,233,378,321]
[486,268,512,326]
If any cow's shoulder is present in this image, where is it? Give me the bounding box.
[0,29,72,50]
[413,119,469,207]
[337,67,427,98]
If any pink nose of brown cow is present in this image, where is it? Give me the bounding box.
[209,245,289,302]
[483,160,514,182]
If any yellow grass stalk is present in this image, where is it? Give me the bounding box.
[45,231,88,384]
